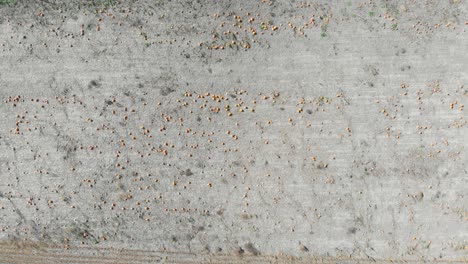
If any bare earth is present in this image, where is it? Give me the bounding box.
[0,0,467,263]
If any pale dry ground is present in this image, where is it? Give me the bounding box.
[0,0,467,263]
